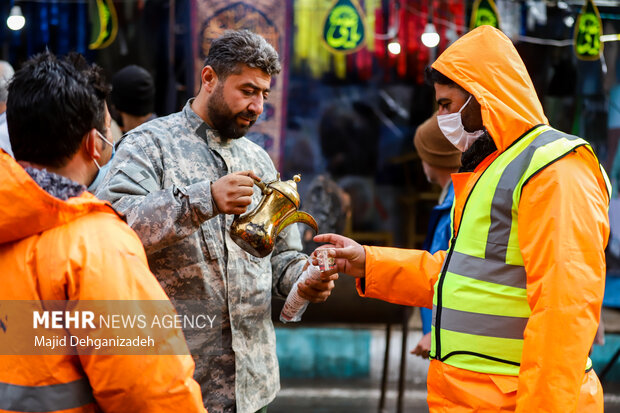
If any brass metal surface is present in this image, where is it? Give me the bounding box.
[230,174,318,257]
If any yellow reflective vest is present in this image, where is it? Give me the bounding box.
[431,125,611,374]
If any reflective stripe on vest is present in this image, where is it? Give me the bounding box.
[0,378,95,412]
[431,125,607,376]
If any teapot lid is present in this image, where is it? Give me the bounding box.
[269,174,302,207]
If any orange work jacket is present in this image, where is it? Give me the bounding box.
[0,150,206,413]
[357,26,609,412]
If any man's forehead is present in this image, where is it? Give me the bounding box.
[224,66,271,89]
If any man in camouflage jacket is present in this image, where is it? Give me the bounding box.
[97,30,337,413]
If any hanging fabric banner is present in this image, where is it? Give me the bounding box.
[294,0,332,78]
[437,0,465,50]
[88,0,118,50]
[292,0,378,80]
[193,0,287,168]
[574,0,603,61]
[470,0,501,30]
[322,0,366,54]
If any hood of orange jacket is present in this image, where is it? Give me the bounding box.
[0,150,115,245]
[432,25,548,152]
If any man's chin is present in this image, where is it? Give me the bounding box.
[220,126,251,140]
[234,121,254,136]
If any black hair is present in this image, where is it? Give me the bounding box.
[7,51,110,168]
[204,30,281,80]
[425,66,459,87]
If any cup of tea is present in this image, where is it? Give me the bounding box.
[317,249,336,272]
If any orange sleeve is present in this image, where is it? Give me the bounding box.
[67,213,206,413]
[355,245,446,308]
[515,148,609,412]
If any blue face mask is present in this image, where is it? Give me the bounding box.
[88,130,115,193]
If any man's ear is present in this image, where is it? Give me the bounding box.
[201,65,218,93]
[83,129,102,161]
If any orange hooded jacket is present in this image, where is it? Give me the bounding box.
[0,150,206,413]
[358,26,609,412]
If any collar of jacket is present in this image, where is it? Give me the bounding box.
[184,99,236,149]
[0,151,118,244]
[24,166,86,200]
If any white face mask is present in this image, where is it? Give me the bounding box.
[436,95,485,152]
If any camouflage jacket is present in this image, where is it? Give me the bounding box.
[96,100,307,413]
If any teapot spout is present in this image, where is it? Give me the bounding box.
[276,211,318,236]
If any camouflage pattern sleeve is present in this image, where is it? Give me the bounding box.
[270,224,308,300]
[96,130,218,255]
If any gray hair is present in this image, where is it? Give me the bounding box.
[0,61,14,103]
[204,30,281,79]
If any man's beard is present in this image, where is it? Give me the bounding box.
[206,86,257,140]
[459,131,497,172]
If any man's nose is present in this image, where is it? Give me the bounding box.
[248,95,264,115]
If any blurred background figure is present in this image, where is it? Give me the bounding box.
[87,64,156,193]
[0,60,15,157]
[300,101,379,254]
[410,112,460,359]
[111,65,156,134]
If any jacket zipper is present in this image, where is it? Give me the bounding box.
[433,166,488,360]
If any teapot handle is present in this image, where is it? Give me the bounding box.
[253,177,271,194]
[233,178,269,220]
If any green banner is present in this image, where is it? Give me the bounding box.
[88,0,118,50]
[470,0,501,30]
[574,0,603,61]
[322,0,366,54]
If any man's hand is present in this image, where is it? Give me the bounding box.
[411,332,431,359]
[297,267,338,303]
[211,170,261,215]
[312,233,366,278]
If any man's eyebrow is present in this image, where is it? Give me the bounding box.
[241,82,270,94]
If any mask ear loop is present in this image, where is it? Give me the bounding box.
[91,130,111,170]
[96,130,114,147]
[458,95,473,114]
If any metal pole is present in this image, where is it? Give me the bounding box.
[379,322,391,413]
[397,308,412,413]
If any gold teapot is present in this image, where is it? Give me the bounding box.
[230,174,318,258]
